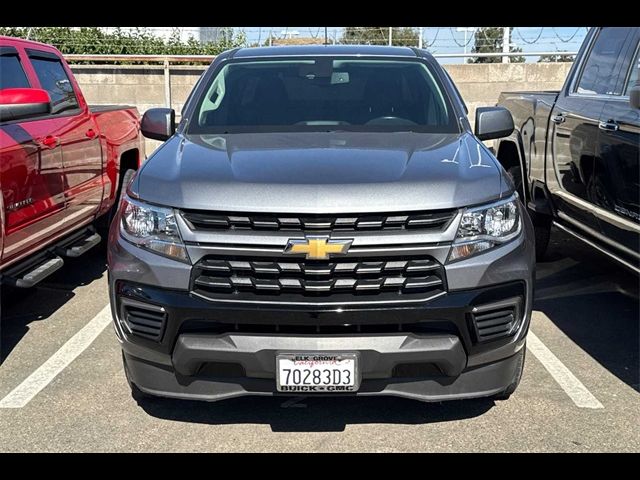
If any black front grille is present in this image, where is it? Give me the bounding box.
[197,362,246,378]
[470,297,522,342]
[181,209,456,233]
[392,363,443,377]
[180,319,457,336]
[191,255,446,301]
[120,299,167,341]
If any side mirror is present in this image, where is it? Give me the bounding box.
[629,82,640,110]
[141,108,176,141]
[0,88,51,122]
[475,106,514,141]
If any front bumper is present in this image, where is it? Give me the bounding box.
[124,340,524,402]
[110,248,534,402]
[108,201,535,402]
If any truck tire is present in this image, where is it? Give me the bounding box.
[97,168,136,241]
[493,346,526,401]
[506,165,551,261]
[122,352,153,404]
[531,212,551,261]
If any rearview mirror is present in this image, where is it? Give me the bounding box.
[629,82,640,110]
[0,88,51,122]
[474,107,514,141]
[141,108,176,141]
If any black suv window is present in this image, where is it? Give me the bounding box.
[29,53,78,114]
[624,44,640,96]
[576,27,638,96]
[0,53,30,89]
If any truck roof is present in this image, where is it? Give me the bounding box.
[232,45,421,58]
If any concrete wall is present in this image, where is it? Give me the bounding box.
[71,62,572,155]
[443,62,572,121]
[72,64,207,153]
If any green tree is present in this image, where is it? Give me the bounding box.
[468,27,524,63]
[341,27,419,47]
[0,27,246,61]
[537,54,575,63]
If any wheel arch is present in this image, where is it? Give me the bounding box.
[496,133,529,202]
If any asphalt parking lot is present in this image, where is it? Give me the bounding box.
[1,228,638,452]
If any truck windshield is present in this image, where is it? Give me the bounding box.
[187,57,460,134]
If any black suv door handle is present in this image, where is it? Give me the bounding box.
[551,113,566,124]
[598,119,619,132]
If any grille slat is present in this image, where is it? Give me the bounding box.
[478,323,512,336]
[404,276,442,289]
[126,315,163,328]
[470,297,522,342]
[406,212,456,227]
[405,259,440,274]
[254,279,280,291]
[182,209,456,233]
[475,312,514,325]
[195,276,234,289]
[231,276,253,287]
[191,256,446,300]
[126,322,163,335]
[121,301,167,341]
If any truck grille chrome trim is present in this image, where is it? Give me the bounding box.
[190,255,447,302]
[181,209,457,233]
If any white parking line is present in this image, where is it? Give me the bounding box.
[0,302,605,410]
[527,331,604,409]
[0,304,112,409]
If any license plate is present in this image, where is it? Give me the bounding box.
[276,353,359,393]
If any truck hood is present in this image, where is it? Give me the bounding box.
[135,131,510,213]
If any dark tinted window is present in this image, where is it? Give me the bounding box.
[30,55,78,113]
[624,44,640,96]
[189,58,458,133]
[576,27,637,96]
[0,54,30,89]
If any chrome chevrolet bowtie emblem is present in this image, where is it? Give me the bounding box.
[284,236,353,260]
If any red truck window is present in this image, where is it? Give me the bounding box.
[0,53,30,89]
[28,53,78,114]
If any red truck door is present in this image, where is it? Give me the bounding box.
[26,49,103,229]
[0,47,66,266]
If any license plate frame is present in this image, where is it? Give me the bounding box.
[276,352,360,393]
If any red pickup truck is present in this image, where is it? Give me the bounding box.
[0,36,144,292]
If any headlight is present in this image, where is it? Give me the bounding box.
[448,194,521,262]
[120,195,190,263]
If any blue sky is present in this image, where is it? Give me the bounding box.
[235,27,588,63]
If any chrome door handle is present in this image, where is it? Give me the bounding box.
[551,114,566,124]
[598,120,619,132]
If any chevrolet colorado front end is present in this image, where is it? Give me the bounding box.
[108,45,535,403]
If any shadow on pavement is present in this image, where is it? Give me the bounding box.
[137,394,495,432]
[534,227,639,391]
[0,247,107,363]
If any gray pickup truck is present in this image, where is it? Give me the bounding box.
[495,27,639,271]
[107,45,535,403]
